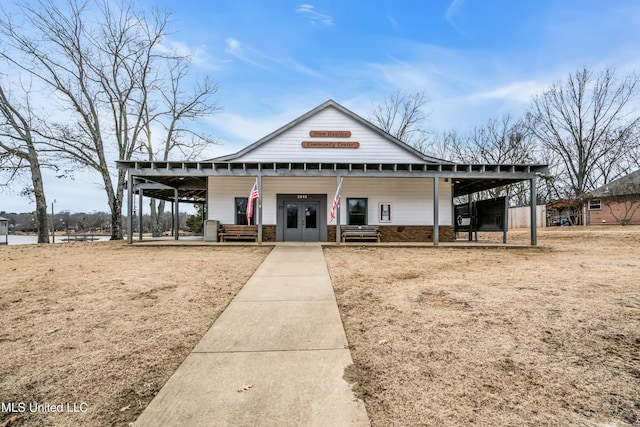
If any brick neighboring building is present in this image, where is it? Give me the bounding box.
[586,169,640,225]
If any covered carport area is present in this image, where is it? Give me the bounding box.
[126,175,207,242]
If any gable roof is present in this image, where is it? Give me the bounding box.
[212,99,450,164]
[588,169,640,198]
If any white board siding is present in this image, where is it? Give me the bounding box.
[207,177,336,224]
[233,106,423,163]
[341,178,452,226]
[207,177,257,224]
[208,176,452,226]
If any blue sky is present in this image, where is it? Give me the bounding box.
[3,0,640,213]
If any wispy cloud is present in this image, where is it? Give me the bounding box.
[470,81,549,103]
[366,45,478,100]
[387,13,399,31]
[224,36,320,77]
[445,0,466,34]
[156,39,228,71]
[342,41,561,132]
[207,107,306,150]
[225,37,271,70]
[205,90,341,151]
[277,57,321,77]
[296,4,333,26]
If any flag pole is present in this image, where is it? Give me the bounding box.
[335,176,342,244]
[257,176,262,244]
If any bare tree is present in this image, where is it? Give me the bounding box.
[141,59,220,236]
[527,67,640,200]
[370,90,432,153]
[460,115,539,204]
[434,115,547,205]
[0,0,220,239]
[448,115,535,164]
[430,129,463,162]
[0,83,50,243]
[629,128,640,169]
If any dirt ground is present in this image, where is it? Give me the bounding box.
[0,242,271,427]
[325,226,640,427]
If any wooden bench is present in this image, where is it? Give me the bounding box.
[62,234,100,242]
[341,225,381,243]
[218,225,258,242]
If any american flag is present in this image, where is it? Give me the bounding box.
[329,177,343,223]
[246,178,259,225]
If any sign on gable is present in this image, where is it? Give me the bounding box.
[309,130,351,138]
[301,141,360,149]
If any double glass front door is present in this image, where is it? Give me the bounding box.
[276,194,327,242]
[284,201,320,241]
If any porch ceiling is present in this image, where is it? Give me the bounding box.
[131,177,207,203]
[122,161,548,201]
[451,177,526,197]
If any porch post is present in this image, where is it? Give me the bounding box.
[127,173,133,244]
[468,193,474,242]
[335,175,341,244]
[138,188,144,241]
[530,177,537,246]
[174,188,179,241]
[257,175,263,244]
[433,177,439,246]
[503,192,509,244]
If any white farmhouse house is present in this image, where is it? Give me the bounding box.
[117,100,547,245]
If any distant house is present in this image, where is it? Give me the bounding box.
[585,169,640,225]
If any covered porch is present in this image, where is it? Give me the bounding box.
[117,160,548,246]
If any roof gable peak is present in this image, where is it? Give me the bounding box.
[213,99,446,164]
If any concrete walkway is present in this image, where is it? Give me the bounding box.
[135,244,370,427]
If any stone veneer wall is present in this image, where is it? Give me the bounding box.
[327,225,453,243]
[328,225,337,242]
[260,225,454,242]
[262,225,277,242]
[379,225,454,242]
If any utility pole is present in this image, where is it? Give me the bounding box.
[51,199,56,243]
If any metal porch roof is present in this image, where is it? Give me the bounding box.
[119,160,549,200]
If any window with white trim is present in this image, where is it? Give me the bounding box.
[588,199,601,210]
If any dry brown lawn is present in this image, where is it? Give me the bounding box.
[1,228,639,427]
[0,242,271,427]
[325,226,640,427]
